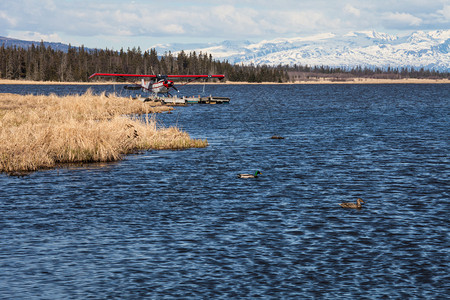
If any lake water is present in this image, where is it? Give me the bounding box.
[0,83,449,299]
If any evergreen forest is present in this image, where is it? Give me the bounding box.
[0,42,448,82]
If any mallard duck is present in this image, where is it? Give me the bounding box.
[237,171,262,178]
[339,198,365,209]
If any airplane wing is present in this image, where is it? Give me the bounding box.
[89,73,225,80]
[88,73,157,79]
[166,75,225,80]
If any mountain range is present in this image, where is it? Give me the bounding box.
[0,36,74,52]
[2,30,449,72]
[152,30,450,72]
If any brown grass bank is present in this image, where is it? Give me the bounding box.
[0,91,208,174]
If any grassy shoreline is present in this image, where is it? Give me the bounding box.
[0,91,207,174]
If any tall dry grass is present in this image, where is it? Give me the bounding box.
[0,91,207,173]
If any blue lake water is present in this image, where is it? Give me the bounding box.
[0,83,449,299]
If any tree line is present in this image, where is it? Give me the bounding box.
[0,41,448,82]
[288,64,449,81]
[0,42,288,82]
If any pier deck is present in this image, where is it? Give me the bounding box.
[135,95,230,105]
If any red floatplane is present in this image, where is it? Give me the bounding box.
[89,73,225,96]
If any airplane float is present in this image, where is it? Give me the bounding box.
[89,73,225,96]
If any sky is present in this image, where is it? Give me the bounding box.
[1,0,449,50]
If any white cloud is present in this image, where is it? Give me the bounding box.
[0,10,17,26]
[1,0,448,49]
[9,31,64,43]
[209,5,261,35]
[267,10,334,33]
[344,4,361,17]
[437,5,450,20]
[383,12,422,28]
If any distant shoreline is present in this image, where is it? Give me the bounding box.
[0,78,449,85]
[224,78,450,84]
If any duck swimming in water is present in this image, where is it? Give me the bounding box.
[340,198,365,209]
[237,171,262,178]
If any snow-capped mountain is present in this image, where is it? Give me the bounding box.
[0,36,82,52]
[152,30,450,72]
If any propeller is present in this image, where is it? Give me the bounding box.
[163,79,179,92]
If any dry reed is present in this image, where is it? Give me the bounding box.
[0,91,208,173]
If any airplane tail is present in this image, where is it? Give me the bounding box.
[141,79,151,92]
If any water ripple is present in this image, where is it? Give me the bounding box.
[0,84,449,298]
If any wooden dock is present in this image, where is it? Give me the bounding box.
[135,95,230,105]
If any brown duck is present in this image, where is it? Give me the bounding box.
[237,171,262,178]
[339,198,365,209]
